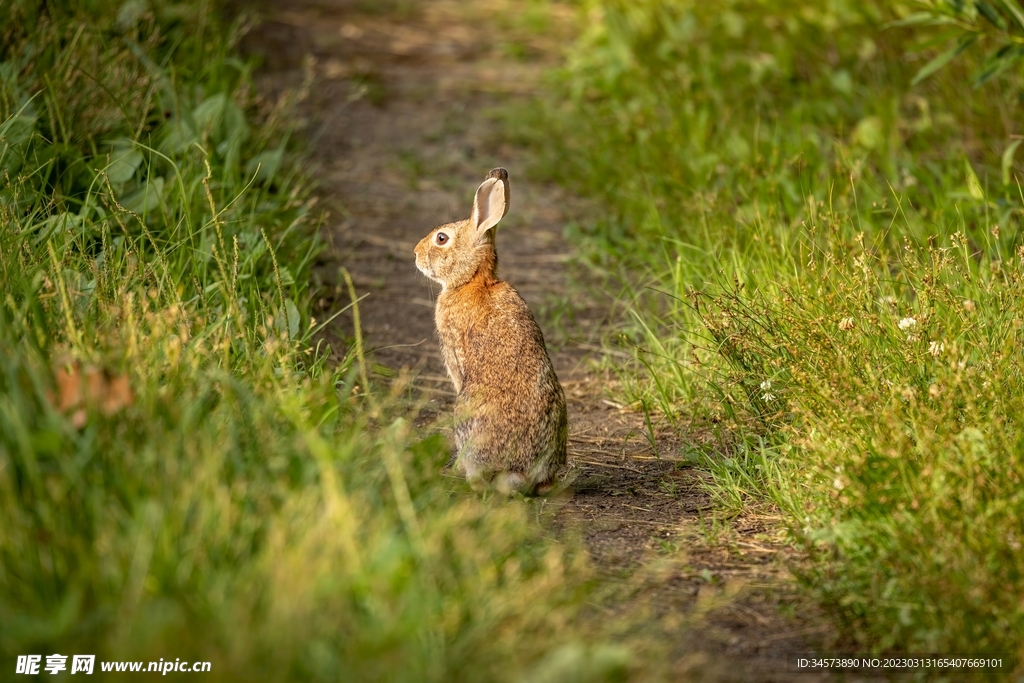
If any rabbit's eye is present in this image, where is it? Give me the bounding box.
[435,232,449,245]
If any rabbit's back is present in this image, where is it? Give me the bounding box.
[436,279,567,489]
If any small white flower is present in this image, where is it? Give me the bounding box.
[928,341,944,357]
[898,316,917,330]
[762,392,776,402]
[838,316,855,331]
[833,478,844,490]
[760,380,772,391]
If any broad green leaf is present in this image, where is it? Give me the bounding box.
[830,69,853,96]
[37,212,85,243]
[193,94,250,146]
[852,116,884,150]
[193,93,228,132]
[912,35,978,86]
[285,298,300,339]
[0,113,36,175]
[1001,139,1023,185]
[160,119,198,154]
[965,159,985,200]
[120,177,166,215]
[221,99,249,143]
[0,112,36,142]
[105,144,144,184]
[245,147,284,183]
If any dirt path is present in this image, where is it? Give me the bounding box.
[245,3,854,681]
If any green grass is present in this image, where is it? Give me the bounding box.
[530,0,1024,663]
[0,2,633,680]
[13,0,1024,675]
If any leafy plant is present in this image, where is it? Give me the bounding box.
[530,0,1024,665]
[898,0,1024,85]
[0,2,634,681]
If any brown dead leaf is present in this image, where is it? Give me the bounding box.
[51,361,135,428]
[102,374,134,415]
[53,364,83,412]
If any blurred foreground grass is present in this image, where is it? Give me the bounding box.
[0,1,631,680]
[531,0,1024,663]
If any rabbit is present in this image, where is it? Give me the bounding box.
[414,168,567,496]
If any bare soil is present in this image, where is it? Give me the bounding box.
[244,3,876,680]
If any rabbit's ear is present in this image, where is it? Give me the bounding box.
[471,169,510,235]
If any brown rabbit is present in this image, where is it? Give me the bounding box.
[414,168,567,495]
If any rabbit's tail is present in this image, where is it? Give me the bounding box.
[493,471,530,496]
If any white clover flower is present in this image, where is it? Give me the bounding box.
[838,317,855,331]
[760,380,772,391]
[759,379,776,402]
[762,392,776,402]
[898,316,917,330]
[928,341,944,357]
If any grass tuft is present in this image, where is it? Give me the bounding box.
[0,2,632,680]
[531,0,1024,661]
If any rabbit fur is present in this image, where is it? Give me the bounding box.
[414,168,567,495]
